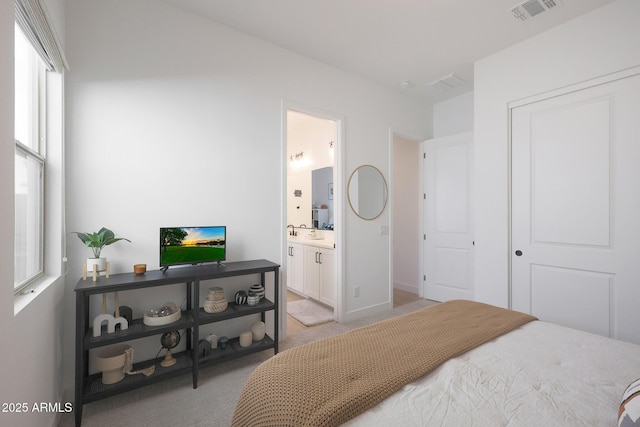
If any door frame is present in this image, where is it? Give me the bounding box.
[389,127,426,305]
[281,101,345,338]
[507,65,640,309]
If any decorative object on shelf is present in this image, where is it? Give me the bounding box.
[93,292,129,337]
[123,347,155,377]
[239,331,253,347]
[83,260,110,282]
[218,336,229,350]
[249,284,265,300]
[143,302,181,326]
[247,291,259,306]
[198,339,212,358]
[251,321,266,341]
[95,343,131,384]
[204,287,228,313]
[133,263,146,275]
[114,305,133,325]
[160,331,180,368]
[206,334,218,349]
[72,227,131,281]
[235,290,248,305]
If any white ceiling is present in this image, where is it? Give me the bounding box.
[160,0,615,101]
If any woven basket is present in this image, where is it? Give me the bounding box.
[204,299,228,313]
[208,287,225,298]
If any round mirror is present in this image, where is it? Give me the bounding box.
[347,165,388,220]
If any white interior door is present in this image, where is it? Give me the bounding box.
[511,71,640,343]
[423,132,474,302]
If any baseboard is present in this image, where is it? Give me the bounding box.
[393,281,419,294]
[341,300,392,323]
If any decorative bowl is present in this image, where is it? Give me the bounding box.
[143,302,182,326]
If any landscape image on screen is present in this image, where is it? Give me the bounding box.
[160,226,225,266]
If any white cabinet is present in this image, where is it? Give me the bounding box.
[286,242,304,294]
[303,245,335,307]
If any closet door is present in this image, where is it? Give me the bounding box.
[511,72,640,343]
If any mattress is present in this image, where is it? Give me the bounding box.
[345,321,640,426]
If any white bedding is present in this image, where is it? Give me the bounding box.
[345,321,640,426]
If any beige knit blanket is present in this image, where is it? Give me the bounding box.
[231,300,537,427]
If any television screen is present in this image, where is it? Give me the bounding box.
[160,226,226,268]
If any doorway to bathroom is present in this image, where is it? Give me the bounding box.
[283,106,341,337]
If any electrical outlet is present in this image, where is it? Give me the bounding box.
[353,286,359,297]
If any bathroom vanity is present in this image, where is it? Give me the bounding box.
[286,230,335,308]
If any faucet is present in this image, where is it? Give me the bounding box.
[287,225,295,236]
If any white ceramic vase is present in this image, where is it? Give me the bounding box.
[251,321,266,341]
[95,343,130,384]
[87,257,107,272]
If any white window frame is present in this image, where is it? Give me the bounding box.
[14,23,47,295]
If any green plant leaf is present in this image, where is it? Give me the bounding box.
[72,227,130,259]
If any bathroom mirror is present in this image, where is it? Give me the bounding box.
[347,165,388,220]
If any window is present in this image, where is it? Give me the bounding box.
[14,23,46,294]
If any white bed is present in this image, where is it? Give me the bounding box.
[232,301,640,427]
[346,320,640,426]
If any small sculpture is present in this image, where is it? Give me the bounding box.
[93,292,128,337]
[235,290,248,305]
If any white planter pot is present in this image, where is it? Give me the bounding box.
[95,343,130,384]
[87,257,107,272]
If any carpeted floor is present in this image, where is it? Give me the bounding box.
[59,298,437,427]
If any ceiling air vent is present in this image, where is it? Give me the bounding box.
[510,0,561,21]
[426,73,466,91]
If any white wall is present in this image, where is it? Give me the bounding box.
[474,0,640,307]
[63,0,429,398]
[0,1,68,426]
[433,91,474,138]
[392,135,420,294]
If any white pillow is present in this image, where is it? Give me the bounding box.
[619,378,640,427]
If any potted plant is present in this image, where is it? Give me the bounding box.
[72,227,131,272]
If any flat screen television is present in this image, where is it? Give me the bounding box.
[160,226,226,270]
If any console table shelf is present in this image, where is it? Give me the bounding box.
[74,259,279,427]
[85,314,196,348]
[83,350,193,403]
[198,335,276,366]
[198,298,275,323]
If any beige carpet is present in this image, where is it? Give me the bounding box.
[287,298,334,326]
[59,298,438,427]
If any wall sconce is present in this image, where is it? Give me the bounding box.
[289,151,305,168]
[290,151,304,162]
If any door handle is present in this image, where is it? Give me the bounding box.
[318,252,322,264]
[515,250,523,256]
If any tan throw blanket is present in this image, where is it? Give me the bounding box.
[231,300,537,427]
